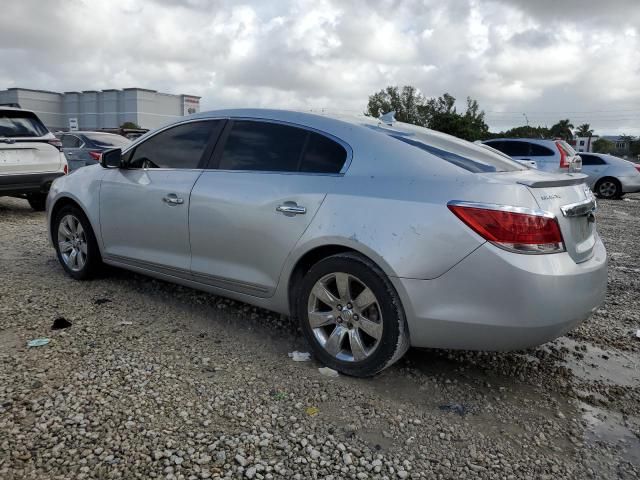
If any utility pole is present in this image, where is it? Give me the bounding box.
[523,113,529,126]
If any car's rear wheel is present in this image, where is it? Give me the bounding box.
[53,205,101,280]
[595,178,622,199]
[297,252,409,377]
[27,193,47,211]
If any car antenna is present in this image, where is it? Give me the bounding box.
[379,111,396,126]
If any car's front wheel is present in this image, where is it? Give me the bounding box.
[53,205,101,280]
[297,252,409,377]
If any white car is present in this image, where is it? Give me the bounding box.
[482,138,581,173]
[0,107,67,210]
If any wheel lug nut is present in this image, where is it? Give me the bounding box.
[347,303,352,309]
[337,304,342,310]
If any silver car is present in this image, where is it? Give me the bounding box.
[578,152,640,199]
[46,109,607,377]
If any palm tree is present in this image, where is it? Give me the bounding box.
[550,119,574,141]
[575,124,593,137]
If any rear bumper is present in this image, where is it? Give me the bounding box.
[620,175,640,193]
[0,172,64,196]
[393,238,607,351]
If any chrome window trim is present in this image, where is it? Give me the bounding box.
[447,200,556,219]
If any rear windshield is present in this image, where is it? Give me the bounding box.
[389,135,525,173]
[84,133,130,148]
[0,110,49,138]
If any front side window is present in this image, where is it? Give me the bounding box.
[127,121,219,169]
[218,121,307,172]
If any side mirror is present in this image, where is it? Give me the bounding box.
[100,148,122,168]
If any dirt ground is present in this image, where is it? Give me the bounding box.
[0,194,638,479]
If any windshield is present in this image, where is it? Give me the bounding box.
[0,110,49,138]
[388,134,525,173]
[84,133,131,148]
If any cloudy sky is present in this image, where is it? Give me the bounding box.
[1,0,639,134]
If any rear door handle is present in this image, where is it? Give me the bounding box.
[163,194,184,206]
[276,202,306,216]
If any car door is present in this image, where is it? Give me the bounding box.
[189,119,349,297]
[61,134,87,171]
[99,120,224,273]
[579,154,607,187]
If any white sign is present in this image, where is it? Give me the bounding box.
[183,96,200,116]
[68,118,79,131]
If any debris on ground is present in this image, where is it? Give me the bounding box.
[51,317,72,330]
[120,321,133,326]
[94,298,112,305]
[438,403,469,416]
[26,338,50,348]
[306,406,320,416]
[288,351,311,362]
[318,367,339,377]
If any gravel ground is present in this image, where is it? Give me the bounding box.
[0,194,639,480]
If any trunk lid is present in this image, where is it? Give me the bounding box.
[0,139,62,175]
[479,170,597,263]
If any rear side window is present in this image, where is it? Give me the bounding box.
[497,141,530,157]
[0,110,49,138]
[61,135,82,148]
[300,132,347,173]
[84,133,130,149]
[219,121,307,172]
[580,154,606,165]
[128,121,220,169]
[529,144,554,156]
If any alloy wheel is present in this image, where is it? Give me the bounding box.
[598,181,617,198]
[307,272,384,362]
[58,214,88,272]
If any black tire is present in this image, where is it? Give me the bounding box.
[53,205,102,280]
[594,177,622,199]
[27,193,47,211]
[296,252,409,377]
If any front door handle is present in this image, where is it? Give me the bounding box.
[276,202,306,216]
[163,194,184,206]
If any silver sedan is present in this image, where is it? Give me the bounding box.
[46,109,608,377]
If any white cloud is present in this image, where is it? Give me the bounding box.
[0,0,639,134]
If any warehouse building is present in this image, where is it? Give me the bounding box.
[0,87,200,132]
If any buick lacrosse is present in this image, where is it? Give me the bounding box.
[47,109,607,376]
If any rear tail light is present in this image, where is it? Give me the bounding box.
[556,141,569,168]
[88,151,102,161]
[64,164,68,175]
[48,139,63,151]
[448,202,565,254]
[634,165,640,173]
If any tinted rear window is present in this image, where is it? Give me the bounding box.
[0,110,49,138]
[299,132,347,173]
[529,144,555,156]
[496,141,530,157]
[391,135,524,173]
[580,154,606,165]
[84,133,130,148]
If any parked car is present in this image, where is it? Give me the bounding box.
[475,141,537,169]
[46,109,607,376]
[482,138,581,173]
[0,107,67,211]
[56,131,131,171]
[578,152,640,199]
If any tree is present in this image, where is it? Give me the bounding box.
[575,124,593,137]
[549,119,574,141]
[365,86,489,141]
[592,138,615,154]
[120,121,141,129]
[365,86,427,126]
[490,125,551,139]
